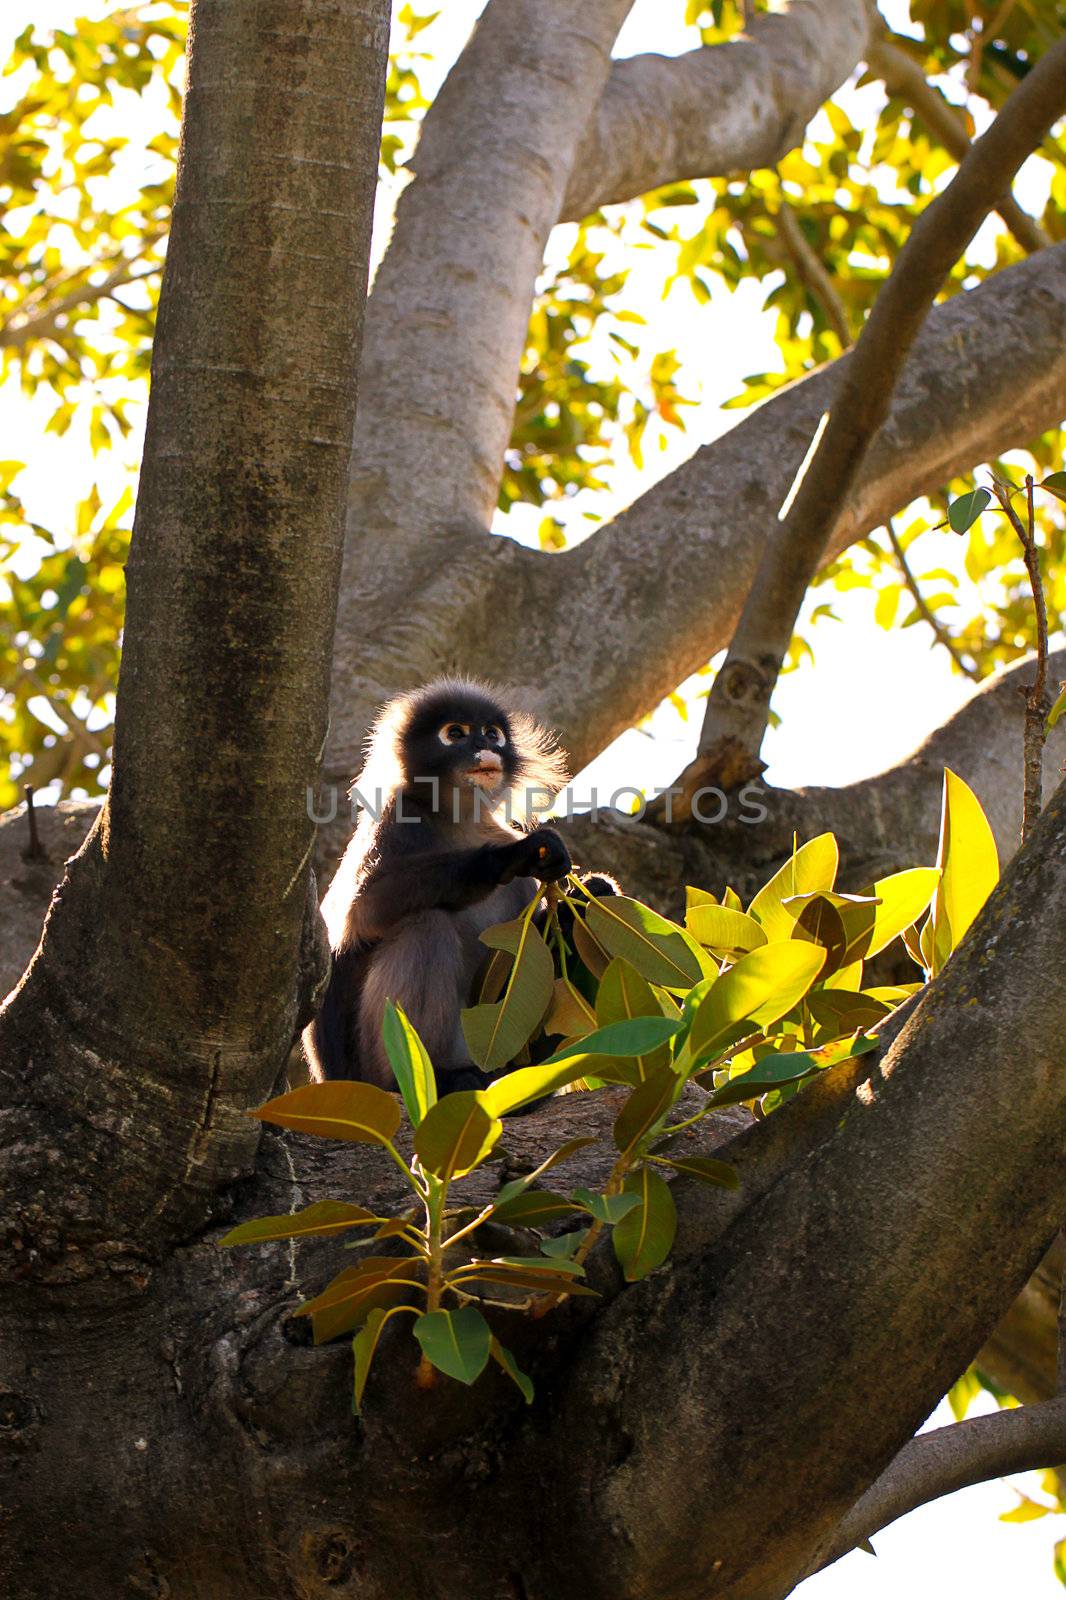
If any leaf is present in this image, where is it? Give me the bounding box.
[484,1017,683,1117]
[748,834,839,940]
[252,1080,401,1145]
[296,1258,423,1343]
[544,975,596,1038]
[788,893,849,974]
[586,895,707,988]
[382,1000,436,1128]
[413,1308,491,1385]
[1039,470,1066,506]
[451,1261,597,1295]
[490,1337,533,1403]
[539,1230,588,1259]
[352,1305,412,1414]
[596,958,673,1077]
[1046,683,1066,731]
[489,1189,587,1226]
[539,1017,682,1066]
[461,914,555,1072]
[571,1188,642,1224]
[688,943,826,1061]
[930,770,999,976]
[840,868,940,962]
[686,902,767,953]
[219,1200,380,1247]
[612,1167,677,1282]
[612,1065,683,1155]
[412,1092,502,1181]
[947,487,991,532]
[654,1154,739,1189]
[704,1050,820,1107]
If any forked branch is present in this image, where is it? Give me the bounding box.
[656,35,1066,821]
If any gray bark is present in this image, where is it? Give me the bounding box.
[322,242,1066,783]
[561,0,871,220]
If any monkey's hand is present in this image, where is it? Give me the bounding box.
[499,827,571,884]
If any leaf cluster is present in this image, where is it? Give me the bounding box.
[221,770,998,1411]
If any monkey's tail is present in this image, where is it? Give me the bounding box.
[303,944,364,1082]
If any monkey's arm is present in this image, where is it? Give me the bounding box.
[350,828,570,943]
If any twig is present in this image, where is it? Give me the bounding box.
[22,784,47,862]
[774,201,852,349]
[967,0,1017,93]
[682,33,1066,797]
[884,516,979,680]
[989,472,1050,840]
[867,32,1048,255]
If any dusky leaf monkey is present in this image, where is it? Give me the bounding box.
[304,678,583,1096]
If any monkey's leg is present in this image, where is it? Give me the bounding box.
[358,910,485,1093]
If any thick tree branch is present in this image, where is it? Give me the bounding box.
[327,0,633,775]
[532,777,1066,1599]
[689,35,1066,783]
[867,33,1049,255]
[559,0,871,221]
[522,244,1066,777]
[319,244,1066,786]
[0,0,389,1255]
[814,1396,1066,1572]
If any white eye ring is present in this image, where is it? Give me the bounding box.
[484,724,504,745]
[438,722,469,745]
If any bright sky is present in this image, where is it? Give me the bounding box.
[2,5,1064,1589]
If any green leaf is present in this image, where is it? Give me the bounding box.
[219,1200,380,1247]
[686,902,767,953]
[930,769,999,976]
[489,1189,586,1226]
[296,1258,423,1343]
[461,913,555,1072]
[538,1017,682,1067]
[451,1260,597,1295]
[413,1308,491,1385]
[490,1337,534,1403]
[1046,683,1066,731]
[748,834,839,940]
[352,1305,412,1414]
[382,1000,436,1127]
[612,1167,677,1282]
[539,1230,587,1259]
[653,1154,739,1189]
[412,1092,502,1181]
[612,1064,683,1155]
[252,1080,401,1145]
[571,1188,642,1224]
[596,958,673,1080]
[585,895,708,987]
[947,488,991,532]
[705,1050,820,1107]
[1038,470,1066,506]
[483,1017,682,1117]
[688,943,826,1061]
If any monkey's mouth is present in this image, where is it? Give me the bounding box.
[465,757,503,786]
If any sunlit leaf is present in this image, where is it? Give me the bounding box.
[586,895,708,987]
[688,943,826,1061]
[748,835,839,940]
[383,1000,436,1128]
[252,1081,401,1145]
[412,1092,502,1181]
[930,770,999,976]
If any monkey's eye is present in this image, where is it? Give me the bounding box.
[484,724,505,745]
[439,722,470,744]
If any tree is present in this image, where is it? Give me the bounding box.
[2,3,1066,1597]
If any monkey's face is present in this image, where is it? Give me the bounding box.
[401,690,519,811]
